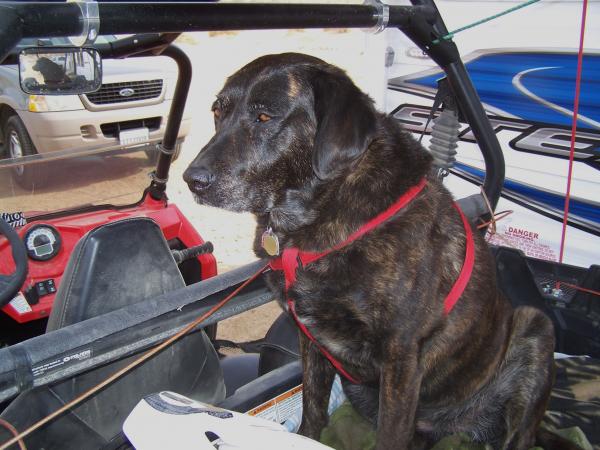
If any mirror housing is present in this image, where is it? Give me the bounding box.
[19,47,102,95]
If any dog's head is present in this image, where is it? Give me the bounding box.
[183,53,378,216]
[32,57,52,72]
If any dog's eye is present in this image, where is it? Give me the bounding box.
[256,113,271,123]
[213,108,221,120]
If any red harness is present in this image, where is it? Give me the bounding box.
[269,178,475,383]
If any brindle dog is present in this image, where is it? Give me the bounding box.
[183,53,556,450]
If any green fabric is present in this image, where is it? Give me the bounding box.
[320,402,376,450]
[426,427,592,450]
[552,427,593,450]
[429,433,491,450]
[319,356,600,450]
[543,357,600,449]
[320,411,591,450]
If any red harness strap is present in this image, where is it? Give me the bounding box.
[269,179,475,383]
[444,203,475,314]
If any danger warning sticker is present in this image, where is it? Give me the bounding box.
[488,225,557,262]
[247,384,303,424]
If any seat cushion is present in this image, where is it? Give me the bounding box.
[47,217,186,330]
[1,218,225,448]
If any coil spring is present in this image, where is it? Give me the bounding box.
[428,108,460,178]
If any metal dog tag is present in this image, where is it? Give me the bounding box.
[261,227,280,256]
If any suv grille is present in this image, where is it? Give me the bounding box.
[86,79,163,105]
[101,117,162,138]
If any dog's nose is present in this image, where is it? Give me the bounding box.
[184,167,215,191]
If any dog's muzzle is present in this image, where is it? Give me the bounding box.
[183,167,215,193]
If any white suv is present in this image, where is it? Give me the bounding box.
[0,37,190,188]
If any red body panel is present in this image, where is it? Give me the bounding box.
[0,196,217,324]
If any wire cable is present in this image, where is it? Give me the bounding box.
[558,0,588,265]
[0,419,26,450]
[432,0,541,44]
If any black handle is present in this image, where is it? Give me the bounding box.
[171,242,214,265]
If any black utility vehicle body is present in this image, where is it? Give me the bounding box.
[0,2,598,449]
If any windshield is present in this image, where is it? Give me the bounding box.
[1,35,171,218]
[0,146,155,217]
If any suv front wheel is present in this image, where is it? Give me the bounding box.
[3,115,48,190]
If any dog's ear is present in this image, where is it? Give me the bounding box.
[310,68,377,180]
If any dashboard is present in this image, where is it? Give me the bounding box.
[0,197,217,324]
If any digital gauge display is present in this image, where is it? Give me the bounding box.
[24,225,61,261]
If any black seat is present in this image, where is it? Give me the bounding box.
[0,218,225,450]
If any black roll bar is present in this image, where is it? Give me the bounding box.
[149,45,193,199]
[0,2,430,48]
[0,261,270,404]
[404,0,505,209]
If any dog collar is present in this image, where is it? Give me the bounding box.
[269,178,475,383]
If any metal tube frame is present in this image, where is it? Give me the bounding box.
[0,261,270,403]
[401,0,505,210]
[149,45,193,199]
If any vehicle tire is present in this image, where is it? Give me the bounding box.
[3,115,47,189]
[145,141,182,165]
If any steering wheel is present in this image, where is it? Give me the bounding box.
[0,217,28,307]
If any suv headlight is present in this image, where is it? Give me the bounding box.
[27,95,83,112]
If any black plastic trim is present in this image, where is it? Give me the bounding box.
[0,260,270,403]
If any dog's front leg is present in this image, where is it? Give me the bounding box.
[376,339,423,450]
[297,333,336,440]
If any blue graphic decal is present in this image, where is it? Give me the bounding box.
[455,163,600,226]
[403,52,600,130]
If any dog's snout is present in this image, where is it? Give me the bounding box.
[184,167,215,192]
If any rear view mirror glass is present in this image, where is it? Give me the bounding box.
[19,47,102,95]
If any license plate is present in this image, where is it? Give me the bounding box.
[119,127,150,146]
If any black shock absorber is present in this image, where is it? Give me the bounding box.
[428,106,460,178]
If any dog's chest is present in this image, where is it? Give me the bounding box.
[266,269,381,374]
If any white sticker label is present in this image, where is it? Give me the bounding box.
[0,212,26,228]
[247,384,303,424]
[487,225,558,262]
[9,292,32,314]
[32,349,92,377]
[119,127,150,146]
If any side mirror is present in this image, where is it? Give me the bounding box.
[19,47,102,95]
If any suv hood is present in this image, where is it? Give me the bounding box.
[101,56,177,84]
